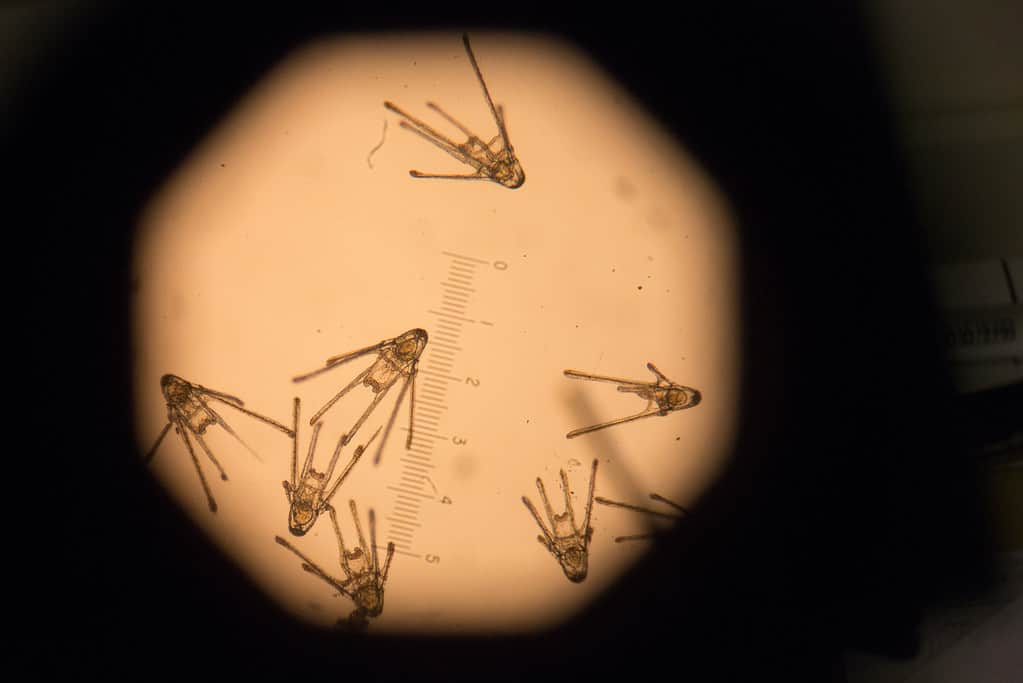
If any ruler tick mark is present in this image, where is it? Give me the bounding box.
[419,392,446,403]
[425,364,454,373]
[432,337,461,347]
[390,520,422,530]
[419,376,459,386]
[388,485,433,498]
[429,310,476,324]
[442,250,488,264]
[430,344,457,353]
[419,370,461,382]
[401,426,447,438]
[441,283,476,294]
[415,396,448,408]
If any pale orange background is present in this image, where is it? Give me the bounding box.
[133,32,740,633]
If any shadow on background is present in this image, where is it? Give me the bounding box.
[8,2,1001,679]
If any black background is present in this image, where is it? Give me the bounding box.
[9,2,1003,680]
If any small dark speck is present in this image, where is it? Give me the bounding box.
[316,329,322,334]
[612,268,616,273]
[647,255,654,262]
[614,176,637,200]
[220,163,225,168]
[637,286,643,290]
[647,274,652,279]
[676,437,681,441]
[526,419,530,424]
